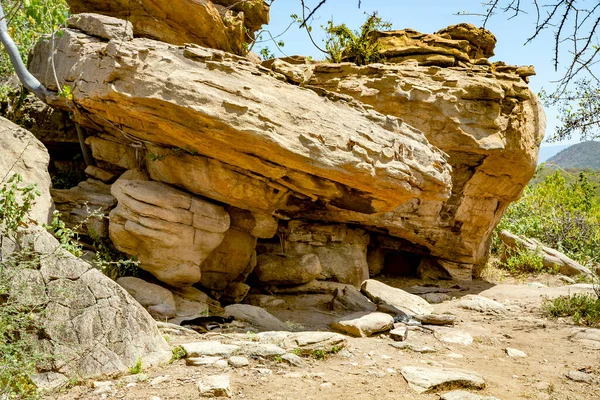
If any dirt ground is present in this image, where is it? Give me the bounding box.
[47,271,600,400]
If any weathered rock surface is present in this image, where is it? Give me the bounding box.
[457,295,507,314]
[254,253,322,285]
[224,304,289,332]
[401,366,486,393]
[30,22,452,240]
[52,178,116,238]
[67,13,133,41]
[109,171,230,286]
[279,221,370,286]
[6,228,171,381]
[330,284,377,312]
[197,374,232,397]
[182,341,240,358]
[569,328,600,350]
[117,276,176,309]
[361,280,434,315]
[330,312,394,337]
[0,117,53,225]
[301,25,545,272]
[66,0,268,55]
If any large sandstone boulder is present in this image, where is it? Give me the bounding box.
[109,170,231,286]
[28,13,544,282]
[65,0,269,54]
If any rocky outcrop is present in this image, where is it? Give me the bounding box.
[28,11,543,288]
[65,0,269,54]
[109,170,230,287]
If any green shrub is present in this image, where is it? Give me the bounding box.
[495,170,600,266]
[170,346,186,363]
[498,245,554,275]
[128,357,143,374]
[323,12,391,65]
[542,293,600,327]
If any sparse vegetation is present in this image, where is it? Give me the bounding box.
[170,346,186,363]
[323,12,391,65]
[128,357,143,375]
[498,245,554,276]
[543,293,600,327]
[494,170,600,268]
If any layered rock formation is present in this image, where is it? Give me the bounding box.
[28,8,543,291]
[65,0,269,54]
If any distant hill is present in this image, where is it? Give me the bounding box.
[545,141,600,170]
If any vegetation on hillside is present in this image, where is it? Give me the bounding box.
[495,169,600,268]
[545,141,600,171]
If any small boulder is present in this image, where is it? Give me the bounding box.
[440,391,500,400]
[390,326,408,341]
[224,304,289,332]
[181,341,240,358]
[228,356,249,368]
[330,285,377,312]
[505,348,527,358]
[67,13,133,41]
[361,280,434,315]
[197,374,232,397]
[400,366,486,393]
[331,312,394,337]
[117,277,176,309]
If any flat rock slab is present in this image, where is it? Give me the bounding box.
[361,280,434,316]
[282,331,348,354]
[390,326,408,341]
[186,356,222,366]
[441,390,500,400]
[224,304,289,332]
[243,343,286,358]
[433,327,474,345]
[415,314,456,325]
[331,312,394,337]
[182,341,240,357]
[390,342,437,353]
[505,348,527,358]
[456,295,507,314]
[197,374,231,397]
[401,366,486,393]
[569,328,600,350]
[566,370,595,383]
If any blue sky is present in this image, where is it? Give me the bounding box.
[259,0,595,158]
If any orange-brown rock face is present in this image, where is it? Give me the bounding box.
[65,0,269,54]
[29,14,544,286]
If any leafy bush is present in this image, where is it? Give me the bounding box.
[495,170,600,266]
[498,245,552,275]
[323,12,391,65]
[542,293,600,327]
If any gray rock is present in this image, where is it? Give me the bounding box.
[440,390,500,400]
[281,353,304,367]
[569,328,600,350]
[244,343,286,358]
[331,312,394,337]
[415,314,456,325]
[224,304,289,331]
[181,341,240,357]
[456,295,507,314]
[433,327,473,345]
[390,326,408,341]
[505,348,527,358]
[186,356,222,366]
[400,366,486,393]
[117,277,176,309]
[566,370,594,383]
[228,356,249,368]
[282,331,347,354]
[197,374,232,397]
[213,360,229,369]
[361,280,434,315]
[148,303,177,320]
[67,13,133,41]
[421,293,452,304]
[330,285,377,312]
[391,342,437,353]
[222,282,251,304]
[0,118,52,225]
